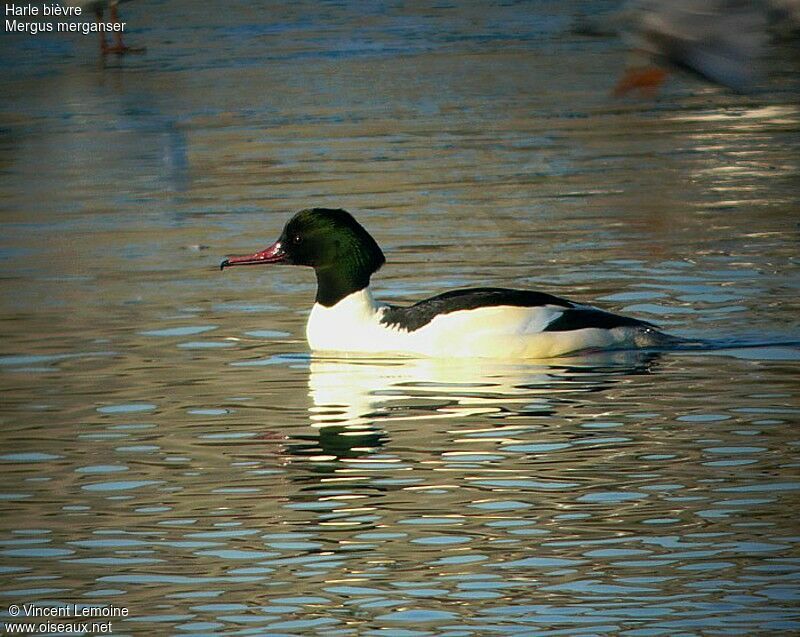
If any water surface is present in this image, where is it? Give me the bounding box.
[1,1,799,634]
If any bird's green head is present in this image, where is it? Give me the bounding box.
[221,208,385,306]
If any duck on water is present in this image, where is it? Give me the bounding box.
[220,208,676,358]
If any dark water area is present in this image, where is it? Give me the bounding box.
[1,1,799,634]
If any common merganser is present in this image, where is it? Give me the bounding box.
[220,208,672,359]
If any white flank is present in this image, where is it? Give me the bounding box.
[305,288,653,359]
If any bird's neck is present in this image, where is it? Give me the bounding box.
[314,263,374,307]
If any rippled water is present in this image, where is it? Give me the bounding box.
[2,1,800,634]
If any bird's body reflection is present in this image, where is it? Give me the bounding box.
[285,352,660,465]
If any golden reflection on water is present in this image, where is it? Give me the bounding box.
[306,353,655,429]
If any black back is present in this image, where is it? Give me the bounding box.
[542,307,656,332]
[379,286,658,334]
[380,287,574,332]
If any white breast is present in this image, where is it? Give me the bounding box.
[306,289,396,353]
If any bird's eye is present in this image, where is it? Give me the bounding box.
[292,234,302,245]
